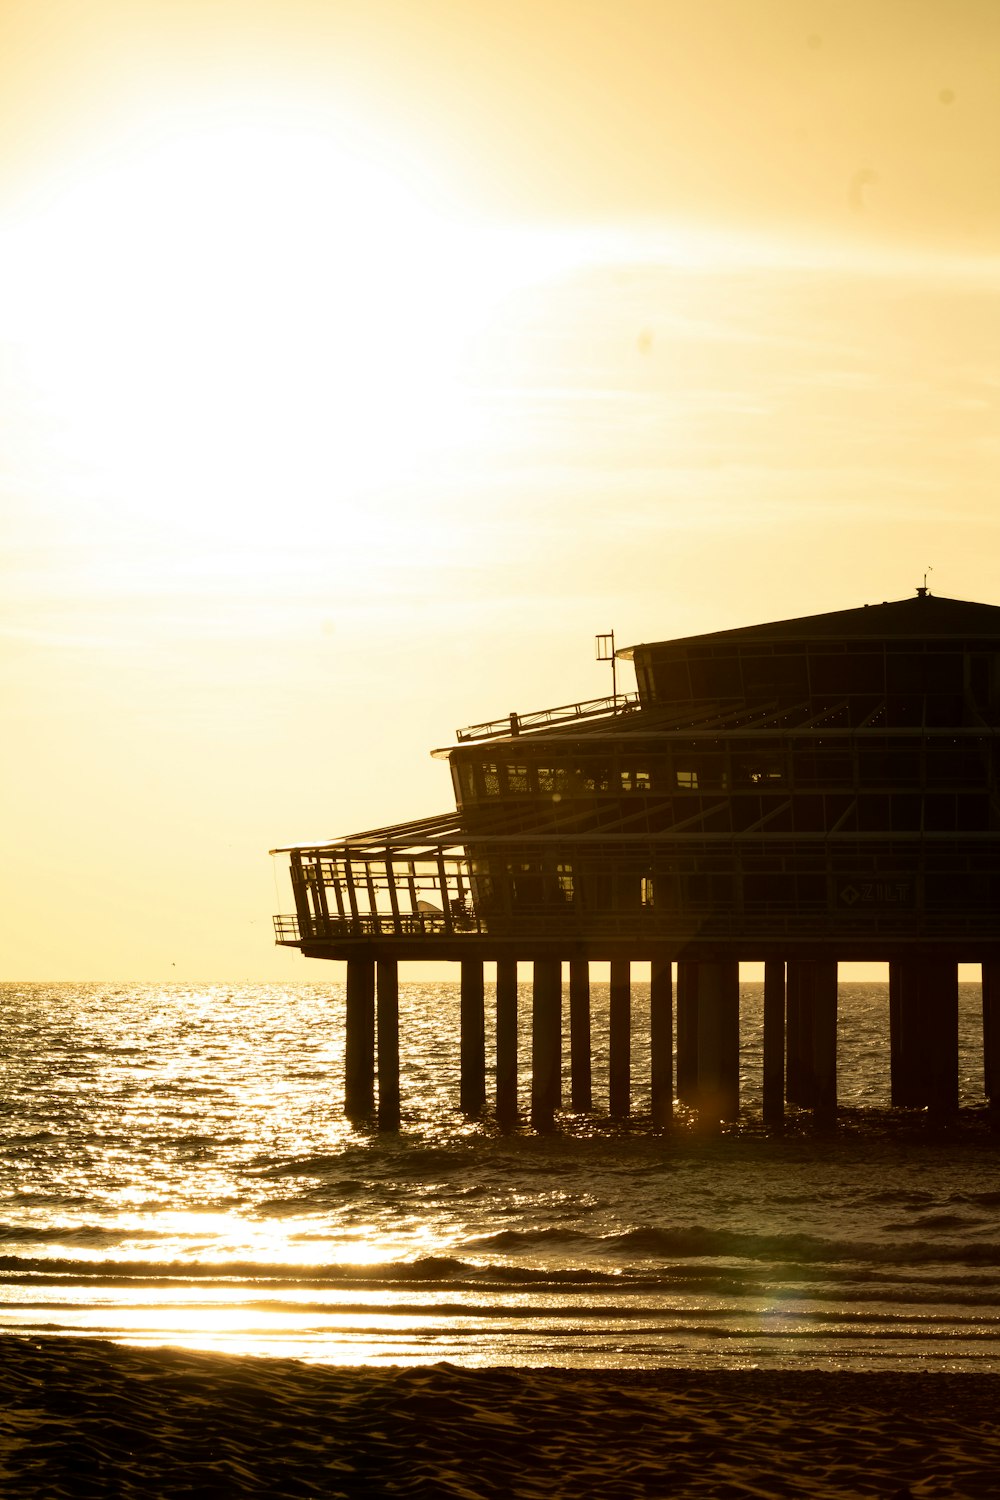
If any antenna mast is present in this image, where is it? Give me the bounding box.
[595,631,617,710]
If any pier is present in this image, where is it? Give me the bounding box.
[272,592,1000,1129]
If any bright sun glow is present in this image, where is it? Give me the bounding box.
[0,107,596,557]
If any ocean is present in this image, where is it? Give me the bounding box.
[1,980,999,1372]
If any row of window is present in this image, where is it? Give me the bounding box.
[455,747,995,803]
[457,760,779,801]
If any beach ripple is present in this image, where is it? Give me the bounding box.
[2,1335,999,1497]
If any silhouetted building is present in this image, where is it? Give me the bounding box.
[272,592,1000,1129]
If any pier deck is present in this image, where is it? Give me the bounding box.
[271,594,1000,1129]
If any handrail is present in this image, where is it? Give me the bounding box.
[274,905,999,947]
[456,692,640,743]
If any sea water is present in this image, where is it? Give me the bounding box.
[1,981,999,1370]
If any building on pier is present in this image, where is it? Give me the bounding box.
[271,591,1000,1129]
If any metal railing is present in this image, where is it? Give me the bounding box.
[275,903,1000,948]
[274,909,485,944]
[456,692,640,743]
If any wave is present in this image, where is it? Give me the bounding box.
[0,1253,626,1288]
[881,1212,984,1232]
[3,1254,1000,1305]
[467,1222,1000,1268]
[0,1224,164,1245]
[4,1297,998,1338]
[8,1211,1000,1280]
[253,1145,536,1181]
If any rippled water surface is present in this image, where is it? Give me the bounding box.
[1,980,999,1369]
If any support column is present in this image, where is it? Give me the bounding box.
[762,959,785,1130]
[924,959,959,1118]
[696,960,740,1127]
[531,958,562,1130]
[786,961,837,1120]
[810,959,838,1129]
[889,961,902,1104]
[984,959,1000,1124]
[344,957,375,1123]
[376,959,400,1131]
[785,960,815,1107]
[890,958,923,1107]
[569,959,593,1112]
[649,958,673,1127]
[676,959,699,1104]
[609,960,631,1119]
[460,958,486,1118]
[496,958,519,1129]
[890,958,958,1114]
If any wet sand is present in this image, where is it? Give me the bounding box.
[1,1335,998,1497]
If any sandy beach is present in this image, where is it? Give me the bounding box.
[1,1336,997,1498]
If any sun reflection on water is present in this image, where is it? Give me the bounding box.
[4,981,1000,1370]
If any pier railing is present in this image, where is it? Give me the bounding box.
[456,692,640,742]
[273,900,1000,950]
[274,910,481,943]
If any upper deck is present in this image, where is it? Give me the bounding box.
[624,591,1000,727]
[273,593,1000,962]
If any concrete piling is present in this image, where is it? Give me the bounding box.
[531,958,563,1130]
[609,960,631,1119]
[460,958,486,1117]
[345,957,375,1123]
[496,957,519,1127]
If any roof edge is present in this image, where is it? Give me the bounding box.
[619,593,1000,656]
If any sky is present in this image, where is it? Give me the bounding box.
[3,0,1000,980]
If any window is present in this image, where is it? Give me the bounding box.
[458,764,476,801]
[582,764,610,792]
[505,764,530,794]
[735,756,784,786]
[482,763,500,797]
[556,863,574,902]
[537,766,575,797]
[677,769,699,789]
[640,875,655,907]
[621,768,651,792]
[509,861,544,905]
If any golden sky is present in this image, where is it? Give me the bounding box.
[2,0,1000,978]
